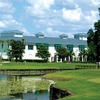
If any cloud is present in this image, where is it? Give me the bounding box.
[91,0,100,6]
[0,21,5,27]
[85,10,99,24]
[0,1,15,13]
[62,6,82,22]
[44,27,66,37]
[26,0,54,18]
[0,0,99,37]
[44,27,74,38]
[0,14,30,35]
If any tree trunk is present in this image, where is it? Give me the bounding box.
[96,62,99,69]
[15,57,18,62]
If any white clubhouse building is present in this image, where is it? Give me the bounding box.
[0,30,87,62]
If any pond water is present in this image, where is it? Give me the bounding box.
[0,75,50,100]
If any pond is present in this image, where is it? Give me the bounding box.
[0,75,52,100]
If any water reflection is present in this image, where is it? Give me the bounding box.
[0,75,50,100]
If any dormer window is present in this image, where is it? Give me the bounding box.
[35,32,44,38]
[59,34,68,39]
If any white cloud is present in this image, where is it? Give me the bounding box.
[0,1,15,13]
[21,27,31,35]
[0,14,30,35]
[45,27,66,37]
[0,2,10,7]
[26,0,54,17]
[91,0,100,6]
[2,14,13,20]
[62,6,82,22]
[85,10,98,24]
[0,21,5,27]
[44,27,74,37]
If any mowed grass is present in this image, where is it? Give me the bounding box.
[45,69,100,100]
[0,62,95,69]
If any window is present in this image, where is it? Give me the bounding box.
[28,45,33,50]
[54,44,61,50]
[36,43,49,50]
[67,45,74,51]
[79,45,86,51]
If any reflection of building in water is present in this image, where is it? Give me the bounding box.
[0,75,50,100]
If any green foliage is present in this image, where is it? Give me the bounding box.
[94,20,100,63]
[8,39,25,62]
[68,50,75,62]
[87,21,100,64]
[36,45,50,62]
[87,29,96,62]
[56,47,74,62]
[79,49,88,62]
[0,76,50,98]
[56,47,68,62]
[87,8,100,66]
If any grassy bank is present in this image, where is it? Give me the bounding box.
[0,62,96,69]
[45,69,100,100]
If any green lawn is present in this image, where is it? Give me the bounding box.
[0,62,99,100]
[45,69,100,100]
[0,62,95,69]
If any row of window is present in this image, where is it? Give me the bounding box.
[27,44,86,51]
[0,43,86,52]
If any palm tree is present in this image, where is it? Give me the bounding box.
[0,40,4,59]
[79,49,88,62]
[68,50,75,62]
[6,40,10,49]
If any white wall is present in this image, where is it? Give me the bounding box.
[23,45,57,62]
[23,45,41,60]
[1,45,84,62]
[73,47,80,61]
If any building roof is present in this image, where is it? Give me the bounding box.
[74,33,87,38]
[0,30,23,34]
[23,36,87,46]
[0,31,87,46]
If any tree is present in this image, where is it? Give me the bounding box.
[6,40,10,48]
[87,8,100,68]
[68,50,75,62]
[87,29,96,62]
[8,39,25,62]
[0,40,4,60]
[56,47,68,62]
[36,45,50,62]
[94,20,100,68]
[79,49,88,62]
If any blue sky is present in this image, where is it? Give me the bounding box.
[0,0,100,37]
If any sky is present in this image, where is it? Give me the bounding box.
[0,0,100,38]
